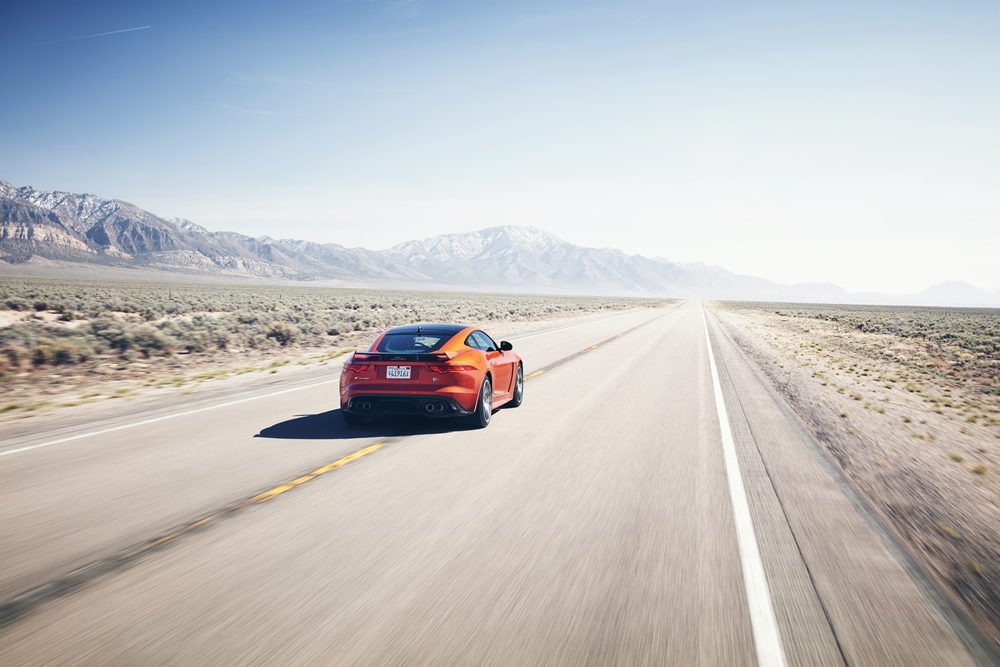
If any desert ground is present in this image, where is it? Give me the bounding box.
[1,296,996,665]
[713,301,1000,648]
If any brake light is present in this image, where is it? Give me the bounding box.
[427,364,477,373]
[345,361,370,373]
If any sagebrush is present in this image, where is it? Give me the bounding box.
[721,302,1000,394]
[1,278,669,375]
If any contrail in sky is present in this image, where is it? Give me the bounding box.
[45,26,150,44]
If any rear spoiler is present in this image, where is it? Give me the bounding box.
[352,352,450,362]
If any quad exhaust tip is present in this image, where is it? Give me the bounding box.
[352,399,447,413]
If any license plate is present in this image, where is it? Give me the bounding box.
[386,366,411,380]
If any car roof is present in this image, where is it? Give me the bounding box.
[384,323,471,336]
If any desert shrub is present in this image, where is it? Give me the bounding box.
[32,346,53,366]
[87,318,130,352]
[2,345,27,370]
[82,318,175,357]
[52,343,77,365]
[2,278,667,321]
[213,331,233,350]
[755,303,1000,356]
[130,327,174,357]
[182,331,212,354]
[247,333,269,349]
[722,301,1000,390]
[1,277,671,371]
[267,321,299,345]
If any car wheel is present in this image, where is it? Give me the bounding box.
[466,376,493,429]
[342,410,369,426]
[509,364,523,408]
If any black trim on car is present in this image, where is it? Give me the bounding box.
[343,394,471,417]
[385,323,469,335]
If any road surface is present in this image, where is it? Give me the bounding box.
[0,303,993,666]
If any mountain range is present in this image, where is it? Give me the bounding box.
[1,180,997,306]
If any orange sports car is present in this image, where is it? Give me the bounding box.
[339,323,523,428]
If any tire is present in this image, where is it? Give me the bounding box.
[466,376,493,429]
[342,410,369,426]
[509,364,523,408]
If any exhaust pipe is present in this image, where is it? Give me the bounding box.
[361,401,372,411]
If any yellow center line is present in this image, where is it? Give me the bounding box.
[4,312,678,623]
[119,442,384,561]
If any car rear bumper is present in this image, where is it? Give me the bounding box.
[342,393,473,418]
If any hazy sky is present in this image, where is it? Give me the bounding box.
[2,1,998,293]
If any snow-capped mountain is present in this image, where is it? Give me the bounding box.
[2,180,997,304]
[0,181,301,278]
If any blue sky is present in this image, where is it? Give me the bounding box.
[2,0,999,293]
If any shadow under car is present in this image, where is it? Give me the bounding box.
[255,409,474,440]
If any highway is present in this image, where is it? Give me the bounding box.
[0,302,992,666]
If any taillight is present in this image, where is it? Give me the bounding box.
[427,364,477,373]
[345,363,370,372]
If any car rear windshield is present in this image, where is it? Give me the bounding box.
[374,333,450,354]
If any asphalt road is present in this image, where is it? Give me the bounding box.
[0,303,992,666]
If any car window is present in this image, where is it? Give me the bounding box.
[375,333,448,354]
[464,333,483,350]
[472,331,497,352]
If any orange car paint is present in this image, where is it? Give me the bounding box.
[339,325,522,415]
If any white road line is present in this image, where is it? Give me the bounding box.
[703,312,787,667]
[510,309,654,342]
[0,380,339,459]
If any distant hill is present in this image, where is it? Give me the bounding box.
[2,180,997,305]
[910,281,1000,307]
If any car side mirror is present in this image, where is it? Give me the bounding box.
[500,341,513,351]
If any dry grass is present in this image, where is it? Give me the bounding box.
[935,522,963,539]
